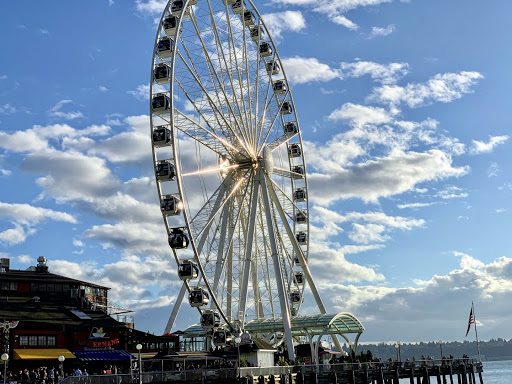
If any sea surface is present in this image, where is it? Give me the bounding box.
[398,360,512,384]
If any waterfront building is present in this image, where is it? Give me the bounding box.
[0,257,179,374]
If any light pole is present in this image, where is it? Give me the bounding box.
[394,342,401,363]
[439,341,443,359]
[1,353,8,384]
[58,355,65,381]
[234,337,241,372]
[136,344,143,384]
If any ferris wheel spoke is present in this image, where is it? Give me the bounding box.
[267,177,307,220]
[266,131,297,152]
[174,109,238,157]
[263,172,326,314]
[258,90,291,154]
[174,53,252,156]
[187,9,253,150]
[203,1,254,145]
[271,167,305,180]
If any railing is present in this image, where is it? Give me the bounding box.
[58,359,481,384]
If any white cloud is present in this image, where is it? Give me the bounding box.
[328,103,392,125]
[17,254,33,264]
[369,71,484,107]
[99,85,108,92]
[73,239,84,247]
[308,150,469,204]
[39,29,50,35]
[0,104,17,115]
[487,162,499,178]
[48,100,84,120]
[135,0,167,15]
[340,61,409,84]
[436,185,468,200]
[281,57,341,84]
[127,84,165,101]
[331,15,358,30]
[368,24,396,38]
[0,75,7,80]
[470,135,509,154]
[261,11,306,40]
[397,202,437,209]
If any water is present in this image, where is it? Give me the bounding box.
[481,360,512,384]
[397,360,512,384]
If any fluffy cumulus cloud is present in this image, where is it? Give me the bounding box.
[48,100,84,120]
[340,61,409,84]
[324,253,512,340]
[281,57,341,84]
[470,135,509,154]
[369,71,484,107]
[0,202,76,245]
[261,11,306,40]
[308,150,468,204]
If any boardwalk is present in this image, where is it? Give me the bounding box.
[59,359,484,384]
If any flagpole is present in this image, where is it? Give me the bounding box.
[472,301,481,362]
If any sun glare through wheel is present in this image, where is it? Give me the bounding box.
[150,0,326,360]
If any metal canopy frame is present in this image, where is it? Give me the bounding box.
[181,312,364,361]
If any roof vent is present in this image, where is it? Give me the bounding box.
[36,256,49,273]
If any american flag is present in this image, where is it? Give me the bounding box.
[465,306,475,337]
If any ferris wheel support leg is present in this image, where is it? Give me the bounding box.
[238,173,260,323]
[211,202,231,304]
[260,175,295,362]
[332,335,344,358]
[264,174,326,315]
[164,283,187,334]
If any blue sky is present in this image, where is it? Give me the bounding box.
[0,0,511,343]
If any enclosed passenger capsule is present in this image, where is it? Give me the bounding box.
[152,93,171,115]
[155,159,176,181]
[152,125,172,147]
[201,310,221,329]
[290,291,301,304]
[259,42,272,57]
[294,272,304,285]
[266,60,280,75]
[295,211,307,224]
[284,122,297,136]
[154,64,170,85]
[288,143,301,158]
[163,15,179,37]
[189,287,209,307]
[157,37,173,58]
[178,260,198,280]
[231,0,246,14]
[280,101,293,115]
[160,194,183,216]
[292,165,304,178]
[273,80,287,95]
[213,330,232,346]
[293,188,306,202]
[171,0,189,16]
[250,26,264,41]
[168,228,190,249]
[242,10,256,26]
[295,231,307,245]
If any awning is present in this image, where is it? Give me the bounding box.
[72,350,134,361]
[14,349,76,360]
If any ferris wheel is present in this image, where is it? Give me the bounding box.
[150,0,326,359]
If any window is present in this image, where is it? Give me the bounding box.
[29,336,37,346]
[63,284,69,292]
[31,283,38,292]
[9,282,17,291]
[20,336,28,346]
[55,284,62,292]
[39,283,46,292]
[1,282,8,290]
[38,336,47,346]
[47,283,54,292]
[47,335,56,346]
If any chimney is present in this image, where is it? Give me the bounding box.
[35,256,49,273]
[0,258,9,272]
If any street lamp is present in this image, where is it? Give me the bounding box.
[1,353,8,384]
[136,344,143,384]
[234,337,241,371]
[58,355,65,381]
[394,342,401,363]
[439,341,443,359]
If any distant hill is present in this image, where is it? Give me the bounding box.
[347,339,512,362]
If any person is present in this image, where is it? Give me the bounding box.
[75,367,82,376]
[48,367,55,384]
